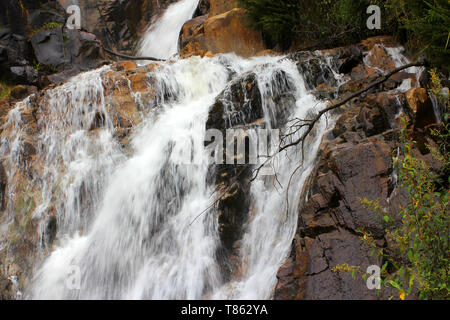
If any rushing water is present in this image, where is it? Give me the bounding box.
[138,0,200,60]
[0,0,422,300]
[23,49,332,299]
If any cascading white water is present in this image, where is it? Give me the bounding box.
[138,0,200,59]
[0,66,125,240]
[26,49,334,299]
[30,56,230,299]
[2,0,422,301]
[0,0,336,300]
[211,60,332,300]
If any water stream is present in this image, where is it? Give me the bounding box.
[0,0,421,300]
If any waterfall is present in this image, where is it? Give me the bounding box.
[23,50,333,299]
[30,56,230,299]
[1,0,419,301]
[3,0,337,300]
[211,59,331,300]
[138,0,200,59]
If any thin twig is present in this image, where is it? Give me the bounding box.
[250,61,426,181]
[104,48,165,62]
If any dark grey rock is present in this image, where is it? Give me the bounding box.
[10,66,39,85]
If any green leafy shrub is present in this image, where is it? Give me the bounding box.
[337,71,449,300]
[241,0,449,69]
[240,0,385,49]
[386,0,450,70]
[239,0,301,48]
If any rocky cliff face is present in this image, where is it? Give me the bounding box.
[57,0,177,53]
[0,59,156,298]
[274,39,440,300]
[0,1,442,300]
[0,0,107,89]
[0,0,179,91]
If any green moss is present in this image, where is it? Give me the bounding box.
[29,21,63,38]
[0,78,14,100]
[0,87,11,99]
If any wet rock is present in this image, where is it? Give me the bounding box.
[368,44,396,73]
[0,162,6,211]
[206,73,262,267]
[274,39,423,298]
[207,73,262,131]
[43,214,57,247]
[0,270,14,300]
[275,132,393,299]
[57,0,177,53]
[112,61,137,72]
[295,55,337,92]
[10,85,37,100]
[10,66,39,86]
[405,88,437,129]
[101,63,158,134]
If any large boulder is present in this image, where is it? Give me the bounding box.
[30,26,107,86]
[180,8,265,58]
[30,26,66,67]
[29,10,65,30]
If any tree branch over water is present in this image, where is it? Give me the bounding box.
[104,48,165,61]
[250,61,427,181]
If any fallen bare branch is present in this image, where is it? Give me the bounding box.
[104,48,165,62]
[250,61,426,181]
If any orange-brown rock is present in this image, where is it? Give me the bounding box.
[180,8,265,58]
[101,64,158,131]
[406,88,437,129]
[368,44,396,73]
[359,36,398,51]
[112,61,138,72]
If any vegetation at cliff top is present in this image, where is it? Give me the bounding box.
[240,0,449,70]
[29,21,63,38]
